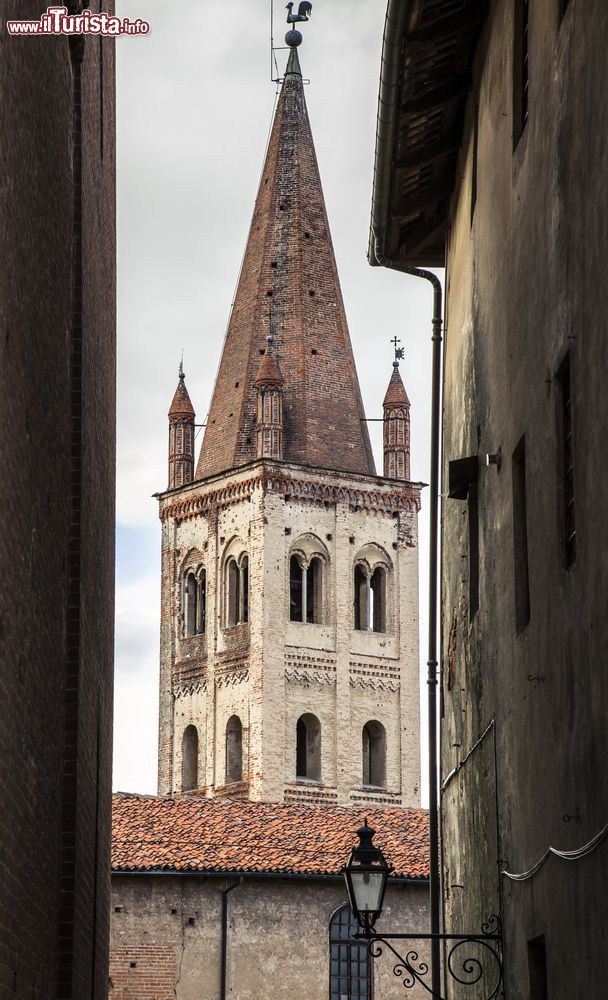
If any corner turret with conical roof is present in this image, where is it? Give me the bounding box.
[168,362,195,489]
[383,359,411,481]
[157,34,422,812]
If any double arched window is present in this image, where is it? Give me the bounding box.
[329,905,371,999]
[290,555,323,623]
[225,553,249,627]
[353,546,391,633]
[296,713,321,782]
[225,715,243,784]
[362,720,386,788]
[182,725,199,792]
[288,535,329,624]
[183,567,206,637]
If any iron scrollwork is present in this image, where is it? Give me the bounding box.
[364,914,503,1000]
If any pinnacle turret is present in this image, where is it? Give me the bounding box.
[383,359,411,480]
[168,363,195,489]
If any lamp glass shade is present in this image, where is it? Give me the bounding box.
[349,869,387,914]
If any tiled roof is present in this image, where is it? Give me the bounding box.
[112,794,429,880]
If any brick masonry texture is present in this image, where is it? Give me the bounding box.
[0,5,116,998]
[112,793,429,879]
[196,47,375,480]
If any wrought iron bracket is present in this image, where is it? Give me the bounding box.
[358,914,503,1000]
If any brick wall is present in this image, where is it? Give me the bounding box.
[0,3,116,996]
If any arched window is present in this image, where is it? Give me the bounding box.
[329,905,371,1000]
[225,715,243,784]
[371,566,386,633]
[362,720,386,788]
[185,572,197,636]
[354,561,388,633]
[197,569,206,635]
[296,713,321,781]
[240,556,249,623]
[290,554,324,624]
[182,725,199,792]
[225,555,249,627]
[226,558,239,627]
[290,555,303,621]
[184,568,205,637]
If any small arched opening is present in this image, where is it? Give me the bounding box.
[362,720,386,788]
[182,725,199,792]
[296,713,321,782]
[225,715,243,784]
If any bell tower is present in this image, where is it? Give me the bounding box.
[157,32,422,810]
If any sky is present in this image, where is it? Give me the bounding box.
[113,0,441,801]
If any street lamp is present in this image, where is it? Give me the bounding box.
[342,819,391,934]
[342,821,504,1000]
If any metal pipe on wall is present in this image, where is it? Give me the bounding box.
[373,235,443,1000]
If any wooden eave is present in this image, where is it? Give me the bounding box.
[369,0,488,269]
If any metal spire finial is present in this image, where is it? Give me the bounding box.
[391,336,405,367]
[179,350,185,380]
[285,1,312,46]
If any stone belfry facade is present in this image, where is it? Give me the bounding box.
[157,41,422,808]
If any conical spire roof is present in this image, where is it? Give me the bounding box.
[383,364,410,408]
[169,367,195,420]
[196,44,375,479]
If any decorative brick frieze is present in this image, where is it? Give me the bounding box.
[215,668,249,689]
[285,668,337,688]
[174,680,206,699]
[349,675,400,693]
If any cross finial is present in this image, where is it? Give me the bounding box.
[391,336,405,366]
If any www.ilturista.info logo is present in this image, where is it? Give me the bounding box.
[6,6,149,35]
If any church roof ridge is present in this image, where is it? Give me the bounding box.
[111,793,429,880]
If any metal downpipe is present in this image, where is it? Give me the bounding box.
[373,235,443,999]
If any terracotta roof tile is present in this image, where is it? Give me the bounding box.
[112,794,429,880]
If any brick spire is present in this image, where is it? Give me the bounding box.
[196,44,375,479]
[383,362,410,480]
[168,363,195,489]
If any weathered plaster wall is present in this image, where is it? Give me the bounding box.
[441,1,608,995]
[110,875,429,1000]
[157,461,421,807]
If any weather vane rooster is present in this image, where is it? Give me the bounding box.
[286,2,312,23]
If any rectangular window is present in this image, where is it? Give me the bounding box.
[528,936,548,1000]
[513,0,530,146]
[512,435,531,631]
[557,353,576,567]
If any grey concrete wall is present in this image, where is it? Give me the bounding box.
[441,1,608,997]
[0,4,116,996]
[110,874,430,999]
